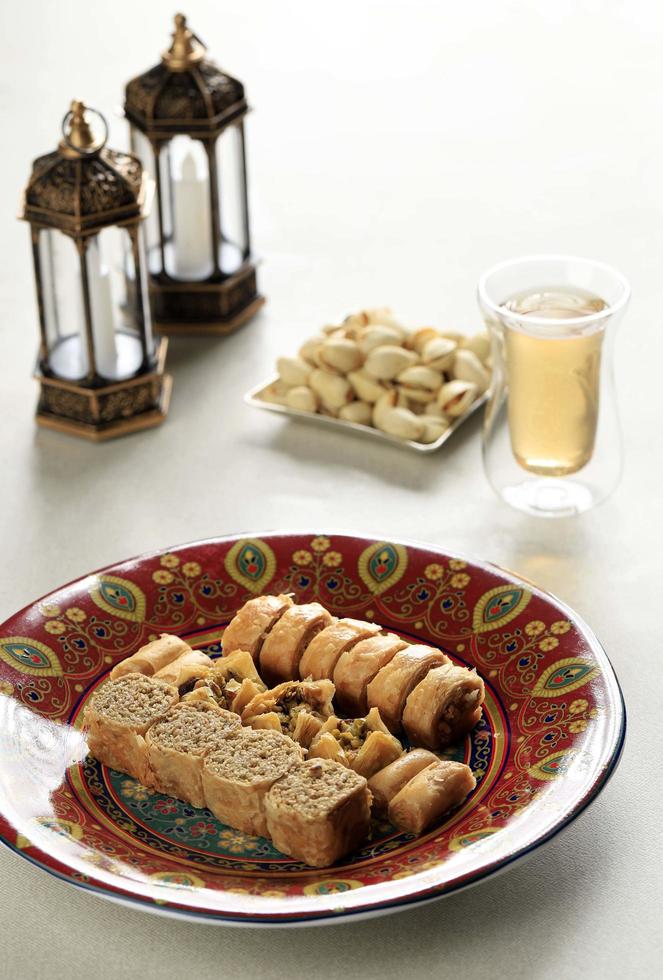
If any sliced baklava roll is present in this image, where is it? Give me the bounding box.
[145,700,241,807]
[153,649,212,689]
[265,758,372,867]
[110,634,192,680]
[259,603,334,686]
[333,633,409,716]
[299,618,382,681]
[202,728,304,837]
[366,645,450,732]
[241,679,335,748]
[367,748,439,816]
[402,663,485,749]
[186,649,266,715]
[221,594,294,663]
[308,707,403,778]
[84,673,179,783]
[388,760,476,834]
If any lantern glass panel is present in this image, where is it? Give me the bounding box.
[130,128,161,260]
[161,135,214,281]
[38,228,87,381]
[88,226,144,382]
[216,122,248,274]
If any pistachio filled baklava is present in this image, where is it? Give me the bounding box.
[298,618,382,681]
[153,649,212,689]
[402,663,485,749]
[308,707,403,778]
[241,678,335,748]
[333,632,409,716]
[366,645,450,732]
[110,634,193,680]
[186,649,266,715]
[221,594,294,663]
[259,602,335,686]
[367,748,440,816]
[388,760,476,834]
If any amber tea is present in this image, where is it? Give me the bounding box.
[501,287,608,477]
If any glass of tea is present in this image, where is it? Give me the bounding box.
[478,255,630,517]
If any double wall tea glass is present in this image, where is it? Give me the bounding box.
[478,256,630,518]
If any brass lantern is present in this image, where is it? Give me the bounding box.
[20,100,172,440]
[124,13,264,335]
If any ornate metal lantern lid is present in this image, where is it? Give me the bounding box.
[20,101,149,237]
[124,13,247,138]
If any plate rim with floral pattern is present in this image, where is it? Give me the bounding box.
[0,531,625,927]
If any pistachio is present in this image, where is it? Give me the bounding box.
[357,324,403,355]
[439,331,466,345]
[347,369,387,403]
[372,389,399,429]
[261,380,290,406]
[298,333,326,366]
[338,401,373,425]
[365,308,405,332]
[396,365,442,402]
[437,379,478,417]
[375,405,425,442]
[285,386,319,413]
[410,327,441,354]
[364,344,418,380]
[309,368,353,410]
[461,332,491,363]
[322,323,346,336]
[452,349,491,393]
[277,356,312,387]
[418,415,451,444]
[318,337,363,374]
[421,336,457,372]
[343,311,370,331]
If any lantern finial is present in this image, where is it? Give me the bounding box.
[162,13,205,70]
[59,100,107,159]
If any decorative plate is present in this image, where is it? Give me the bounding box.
[245,378,487,453]
[0,533,624,926]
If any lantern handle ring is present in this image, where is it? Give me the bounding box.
[61,103,108,157]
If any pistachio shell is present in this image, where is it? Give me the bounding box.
[437,379,478,417]
[461,332,491,362]
[322,323,346,336]
[343,312,370,331]
[364,345,418,380]
[338,401,373,425]
[410,327,441,354]
[375,406,425,441]
[347,369,387,403]
[309,368,353,410]
[285,386,319,413]
[318,337,363,374]
[277,356,312,387]
[357,325,404,355]
[396,365,442,393]
[261,381,290,406]
[439,331,466,345]
[421,336,457,371]
[418,415,451,444]
[452,349,491,393]
[298,334,326,366]
[365,308,405,332]
[372,389,408,429]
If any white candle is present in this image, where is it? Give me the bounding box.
[173,150,213,279]
[87,239,118,377]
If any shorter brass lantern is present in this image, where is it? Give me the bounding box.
[20,101,172,440]
[124,13,264,335]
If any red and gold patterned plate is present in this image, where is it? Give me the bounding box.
[0,533,624,926]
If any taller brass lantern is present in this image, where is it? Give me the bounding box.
[125,13,264,335]
[20,100,171,440]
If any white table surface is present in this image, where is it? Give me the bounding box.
[1,1,662,976]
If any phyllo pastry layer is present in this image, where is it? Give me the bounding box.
[298,618,382,681]
[333,632,408,716]
[388,760,476,834]
[221,594,293,663]
[308,706,403,778]
[366,645,450,732]
[241,679,335,748]
[259,603,334,686]
[110,634,192,681]
[367,748,439,816]
[402,663,485,749]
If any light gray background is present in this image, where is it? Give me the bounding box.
[1,1,661,977]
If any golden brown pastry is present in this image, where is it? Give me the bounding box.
[202,728,304,837]
[145,700,241,807]
[241,679,335,748]
[264,758,372,867]
[84,673,179,783]
[259,603,334,686]
[221,594,294,663]
[402,663,485,749]
[308,707,403,778]
[333,632,409,716]
[109,634,192,680]
[188,649,266,715]
[298,618,382,681]
[388,760,476,834]
[153,649,212,690]
[367,748,439,816]
[366,644,450,732]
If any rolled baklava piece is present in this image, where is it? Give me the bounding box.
[299,618,382,681]
[402,663,485,749]
[259,603,334,686]
[221,593,294,663]
[145,700,241,807]
[366,645,450,732]
[84,673,179,783]
[388,760,476,834]
[308,707,403,778]
[202,728,304,837]
[110,634,192,680]
[241,679,335,748]
[189,649,266,715]
[367,748,440,817]
[333,632,409,717]
[265,758,372,867]
[153,649,212,690]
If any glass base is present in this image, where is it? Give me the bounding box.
[502,478,595,518]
